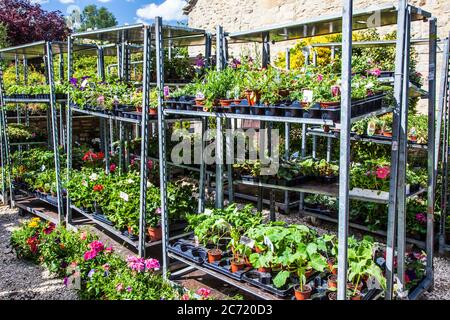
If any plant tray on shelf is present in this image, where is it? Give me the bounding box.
[121,230,138,241]
[168,240,207,265]
[203,252,251,282]
[350,184,413,200]
[92,213,114,226]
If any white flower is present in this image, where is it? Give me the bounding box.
[92,138,101,144]
[365,82,374,89]
[82,180,88,187]
[146,181,153,188]
[89,173,98,181]
[127,179,134,184]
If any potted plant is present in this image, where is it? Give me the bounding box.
[147,212,162,241]
[228,229,251,273]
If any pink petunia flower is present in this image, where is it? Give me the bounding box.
[144,258,160,271]
[317,74,323,82]
[196,287,211,298]
[376,166,390,180]
[89,240,104,253]
[80,232,87,241]
[105,247,114,254]
[181,294,190,300]
[83,249,97,261]
[116,283,124,292]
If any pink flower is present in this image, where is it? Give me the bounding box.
[415,213,427,224]
[144,258,160,271]
[89,240,104,253]
[155,207,162,215]
[116,283,124,292]
[80,232,87,241]
[109,164,117,173]
[105,247,114,254]
[102,263,110,271]
[97,95,105,105]
[43,223,55,234]
[126,255,145,272]
[181,294,190,300]
[369,68,381,77]
[196,287,211,298]
[83,249,97,261]
[317,74,323,82]
[147,160,153,170]
[376,166,390,180]
[331,85,340,97]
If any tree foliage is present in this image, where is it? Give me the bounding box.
[0,0,69,46]
[79,5,117,32]
[0,22,8,49]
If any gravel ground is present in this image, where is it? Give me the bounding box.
[0,203,448,300]
[0,205,78,300]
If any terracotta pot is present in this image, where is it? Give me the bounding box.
[230,258,246,273]
[219,99,233,107]
[254,245,265,254]
[147,226,162,241]
[327,274,337,289]
[382,131,392,137]
[347,282,363,291]
[207,248,222,263]
[258,266,271,273]
[320,101,340,108]
[350,292,362,300]
[305,268,314,279]
[244,90,260,106]
[195,98,206,106]
[233,99,242,105]
[136,106,142,113]
[294,284,312,300]
[409,135,418,142]
[327,258,337,275]
[149,108,157,115]
[127,226,135,235]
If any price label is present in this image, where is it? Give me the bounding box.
[264,236,274,252]
[196,92,205,99]
[367,121,376,136]
[120,192,129,202]
[204,208,213,215]
[240,236,255,249]
[302,90,313,103]
[41,165,46,172]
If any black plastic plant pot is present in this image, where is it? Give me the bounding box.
[259,273,272,285]
[264,106,281,117]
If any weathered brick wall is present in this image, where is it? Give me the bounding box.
[186,0,449,112]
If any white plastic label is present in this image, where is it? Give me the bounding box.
[204,208,213,215]
[240,236,255,249]
[41,165,46,171]
[302,90,313,103]
[264,236,274,252]
[196,92,205,99]
[120,192,129,202]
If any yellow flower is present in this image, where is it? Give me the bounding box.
[32,217,40,222]
[28,221,39,228]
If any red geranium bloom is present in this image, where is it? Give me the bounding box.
[96,152,105,160]
[82,150,97,162]
[93,184,104,192]
[376,166,390,180]
[109,163,117,173]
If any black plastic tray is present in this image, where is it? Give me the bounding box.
[203,254,251,282]
[168,240,207,265]
[92,213,114,226]
[242,270,295,297]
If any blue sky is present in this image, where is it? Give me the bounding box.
[32,0,188,25]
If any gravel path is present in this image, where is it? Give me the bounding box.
[0,206,78,300]
[0,204,448,300]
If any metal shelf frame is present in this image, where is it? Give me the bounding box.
[0,41,66,225]
[66,22,212,259]
[156,1,440,300]
[438,34,450,254]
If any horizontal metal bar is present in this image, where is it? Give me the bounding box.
[164,109,335,125]
[10,141,47,146]
[408,276,433,300]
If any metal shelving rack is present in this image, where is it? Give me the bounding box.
[0,41,95,222]
[67,23,211,257]
[157,1,439,300]
[439,33,450,254]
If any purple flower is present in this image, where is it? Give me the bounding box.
[369,68,381,77]
[88,269,96,278]
[230,58,241,69]
[155,207,162,215]
[331,85,340,97]
[63,277,68,286]
[126,286,132,292]
[69,77,78,87]
[195,55,205,68]
[317,74,323,82]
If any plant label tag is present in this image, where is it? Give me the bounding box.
[120,192,129,202]
[41,165,46,171]
[264,236,274,252]
[196,92,205,99]
[194,236,199,246]
[204,208,213,215]
[240,236,255,249]
[366,276,381,290]
[163,86,170,97]
[367,121,376,136]
[302,90,313,103]
[291,152,299,159]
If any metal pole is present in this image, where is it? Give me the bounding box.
[385,0,408,300]
[326,137,332,162]
[226,118,234,203]
[46,42,64,224]
[216,26,224,70]
[138,25,153,258]
[439,36,450,254]
[336,0,352,301]
[155,18,169,277]
[426,17,438,287]
[396,8,411,298]
[215,26,224,209]
[204,33,212,69]
[285,48,291,70]
[198,117,207,213]
[262,32,270,68]
[66,36,73,225]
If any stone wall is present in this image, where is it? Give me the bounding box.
[186,0,449,112]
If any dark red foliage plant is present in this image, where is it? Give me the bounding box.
[0,0,70,46]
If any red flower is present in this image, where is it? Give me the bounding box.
[376,166,390,180]
[109,164,117,173]
[93,185,104,192]
[147,160,153,170]
[96,152,105,160]
[43,222,56,235]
